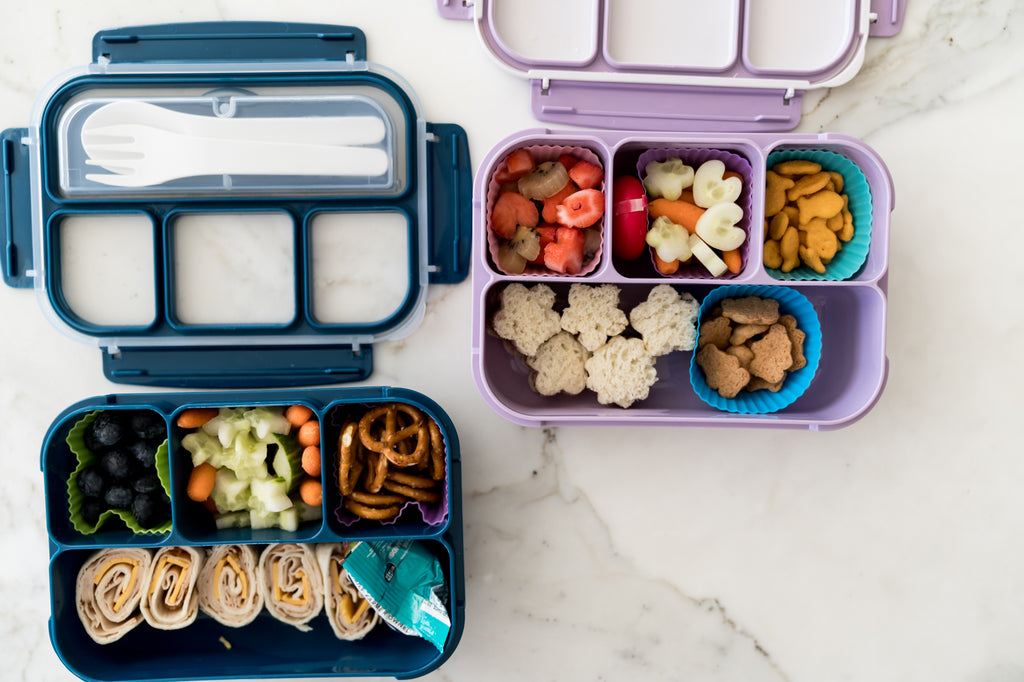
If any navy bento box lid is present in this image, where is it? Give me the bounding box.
[42,386,465,681]
[1,22,472,388]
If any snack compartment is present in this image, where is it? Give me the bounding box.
[474,278,886,429]
[49,538,461,682]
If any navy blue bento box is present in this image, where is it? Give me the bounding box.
[43,387,465,681]
[2,21,471,388]
[6,20,471,682]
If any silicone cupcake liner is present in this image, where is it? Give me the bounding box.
[689,285,823,414]
[485,144,606,277]
[636,147,754,280]
[66,411,172,536]
[329,404,449,528]
[765,148,873,281]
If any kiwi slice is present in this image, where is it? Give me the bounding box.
[518,162,571,201]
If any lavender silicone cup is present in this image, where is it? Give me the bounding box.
[689,285,822,414]
[485,144,605,277]
[765,148,873,281]
[636,148,754,279]
[331,406,449,528]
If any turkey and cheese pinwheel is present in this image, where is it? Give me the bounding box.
[76,548,153,644]
[197,544,263,628]
[258,543,323,632]
[316,543,378,640]
[140,546,203,630]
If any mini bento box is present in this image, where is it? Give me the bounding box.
[1,21,471,387]
[42,387,464,681]
[440,0,904,430]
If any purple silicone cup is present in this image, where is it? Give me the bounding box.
[485,144,605,277]
[330,405,449,528]
[636,147,754,279]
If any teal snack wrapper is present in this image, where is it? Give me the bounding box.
[344,540,450,652]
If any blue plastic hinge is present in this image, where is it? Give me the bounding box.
[101,344,373,389]
[93,22,367,64]
[425,123,472,284]
[2,128,33,288]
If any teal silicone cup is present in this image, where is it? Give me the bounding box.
[765,149,872,281]
[689,285,823,414]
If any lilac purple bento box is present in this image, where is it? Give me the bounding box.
[439,0,905,430]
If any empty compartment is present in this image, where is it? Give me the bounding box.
[44,406,172,547]
[323,400,450,538]
[54,213,157,329]
[50,539,457,681]
[476,280,886,427]
[489,0,600,66]
[170,403,324,545]
[605,0,740,71]
[169,212,297,327]
[308,211,413,326]
[743,0,858,75]
[56,91,402,198]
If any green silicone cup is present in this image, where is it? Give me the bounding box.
[66,410,171,536]
[765,149,872,281]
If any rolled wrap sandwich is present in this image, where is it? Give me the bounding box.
[197,544,263,628]
[141,546,203,629]
[76,547,153,644]
[316,543,379,640]
[259,543,323,631]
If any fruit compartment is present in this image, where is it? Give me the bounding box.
[48,538,460,682]
[474,279,887,429]
[483,139,609,278]
[478,0,862,81]
[55,92,404,199]
[323,400,451,536]
[46,206,418,336]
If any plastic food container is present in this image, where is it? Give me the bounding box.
[1,21,471,388]
[440,0,904,430]
[42,387,464,681]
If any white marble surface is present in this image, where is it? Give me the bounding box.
[1,1,1023,680]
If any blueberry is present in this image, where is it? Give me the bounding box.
[81,498,105,526]
[76,466,106,498]
[84,412,125,452]
[129,411,165,442]
[99,449,135,481]
[130,492,165,528]
[132,473,162,495]
[103,485,134,509]
[128,440,158,469]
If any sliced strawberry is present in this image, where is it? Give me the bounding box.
[543,227,586,275]
[557,154,580,171]
[505,148,535,177]
[529,225,559,264]
[540,181,578,223]
[555,188,606,228]
[568,159,604,190]
[491,191,539,239]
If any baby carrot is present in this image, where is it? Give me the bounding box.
[648,198,704,234]
[299,478,323,506]
[176,408,219,429]
[653,251,680,275]
[297,420,320,447]
[301,445,321,477]
[722,248,743,274]
[187,462,218,502]
[285,404,314,428]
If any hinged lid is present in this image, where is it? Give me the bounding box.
[2,22,472,387]
[437,0,906,132]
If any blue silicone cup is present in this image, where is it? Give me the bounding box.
[689,285,823,414]
[765,148,872,281]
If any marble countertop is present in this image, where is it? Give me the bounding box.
[1,1,1022,680]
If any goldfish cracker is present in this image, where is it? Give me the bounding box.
[786,172,831,202]
[763,240,783,269]
[768,212,789,241]
[803,219,839,261]
[780,226,800,273]
[797,189,844,225]
[765,171,794,217]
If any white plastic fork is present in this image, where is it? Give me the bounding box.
[82,124,391,187]
[82,100,388,146]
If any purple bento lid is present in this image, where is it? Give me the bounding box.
[436,0,906,132]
